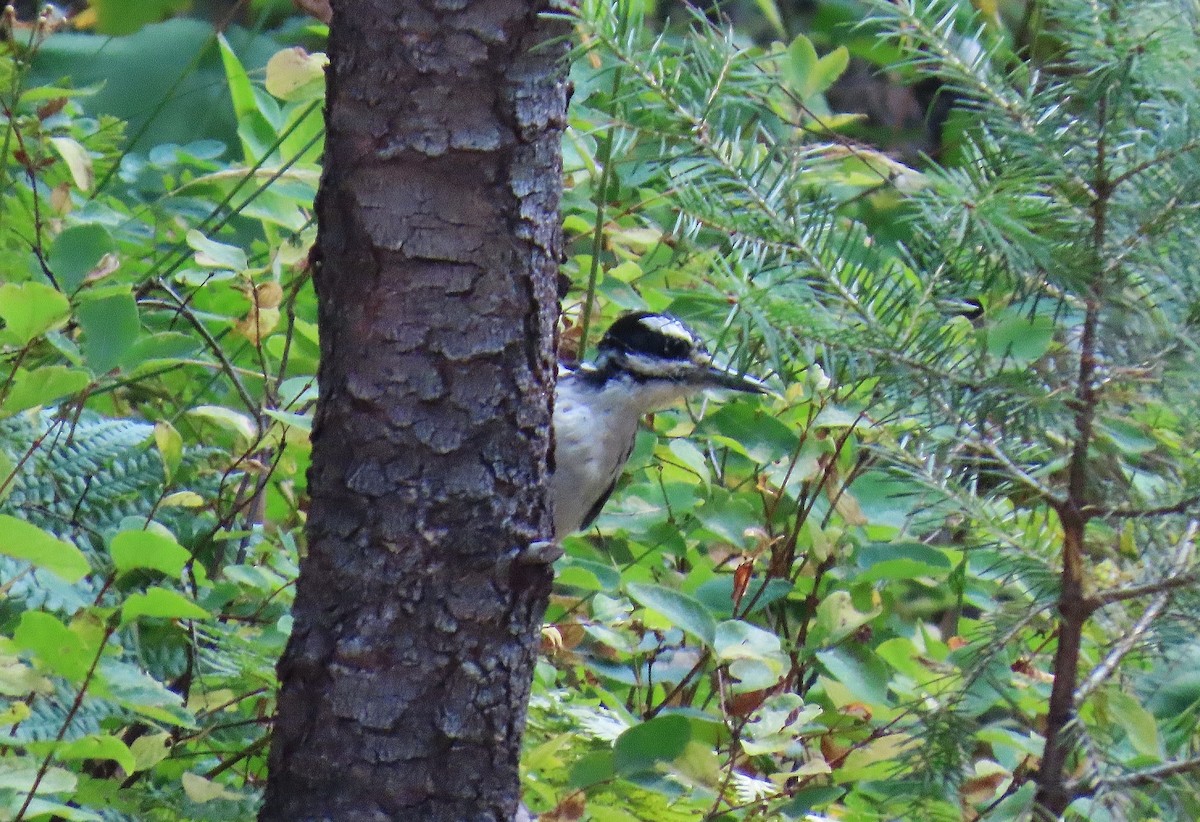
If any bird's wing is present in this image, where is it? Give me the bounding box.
[578,475,619,532]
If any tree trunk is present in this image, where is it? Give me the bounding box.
[260,1,567,819]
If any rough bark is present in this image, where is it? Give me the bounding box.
[260,1,567,819]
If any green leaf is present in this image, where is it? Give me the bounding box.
[811,46,850,96]
[812,590,880,646]
[91,0,191,34]
[0,366,90,416]
[264,47,328,102]
[278,376,318,408]
[785,36,846,98]
[76,290,140,373]
[217,33,257,120]
[694,576,793,617]
[613,714,692,776]
[987,313,1055,364]
[753,0,786,37]
[0,655,52,697]
[124,331,201,364]
[568,749,616,789]
[13,612,97,682]
[218,34,279,160]
[187,405,257,440]
[816,646,891,707]
[695,491,758,545]
[786,35,819,97]
[161,491,205,508]
[0,515,90,582]
[1098,417,1157,456]
[714,620,785,662]
[99,659,194,726]
[182,771,241,802]
[666,439,709,486]
[557,556,622,591]
[0,451,12,504]
[263,408,312,433]
[0,281,70,345]
[5,796,102,821]
[186,229,249,271]
[1107,691,1161,759]
[49,224,116,292]
[36,734,136,775]
[855,542,952,582]
[627,582,716,646]
[121,588,210,626]
[109,530,191,579]
[0,756,77,794]
[129,732,173,772]
[741,693,823,756]
[775,787,845,818]
[698,403,798,463]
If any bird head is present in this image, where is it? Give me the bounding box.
[592,311,770,398]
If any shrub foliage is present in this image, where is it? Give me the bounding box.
[0,1,1197,819]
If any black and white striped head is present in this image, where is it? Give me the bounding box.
[592,312,769,395]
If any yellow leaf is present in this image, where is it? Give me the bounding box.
[161,491,205,508]
[253,281,284,309]
[830,487,869,526]
[181,772,239,803]
[265,47,328,101]
[235,306,281,342]
[50,136,94,192]
[187,688,236,712]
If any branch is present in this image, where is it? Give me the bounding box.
[141,287,260,418]
[975,434,1065,505]
[14,617,118,821]
[1085,572,1199,611]
[1109,136,1200,188]
[1091,755,1200,791]
[1075,520,1197,704]
[1083,494,1200,520]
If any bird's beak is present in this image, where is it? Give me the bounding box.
[695,359,772,395]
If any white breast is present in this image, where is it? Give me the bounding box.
[550,368,695,537]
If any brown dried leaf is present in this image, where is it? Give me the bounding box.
[254,281,284,310]
[291,0,331,24]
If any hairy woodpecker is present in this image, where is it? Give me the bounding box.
[551,311,769,538]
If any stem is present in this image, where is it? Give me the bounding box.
[577,7,630,362]
[14,619,118,821]
[1034,39,1115,813]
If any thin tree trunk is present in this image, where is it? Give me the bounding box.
[261,1,567,819]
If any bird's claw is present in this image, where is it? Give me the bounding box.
[513,539,563,565]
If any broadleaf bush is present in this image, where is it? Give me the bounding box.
[1,0,1197,820]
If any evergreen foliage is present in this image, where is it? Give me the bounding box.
[0,0,1197,819]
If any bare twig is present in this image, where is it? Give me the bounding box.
[1097,755,1200,790]
[1086,571,1199,611]
[141,288,260,418]
[1075,521,1198,704]
[1084,494,1200,520]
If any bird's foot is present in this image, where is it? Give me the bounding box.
[513,539,563,565]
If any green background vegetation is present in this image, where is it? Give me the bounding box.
[1,0,1198,819]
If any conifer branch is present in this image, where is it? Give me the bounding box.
[1075,520,1197,705]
